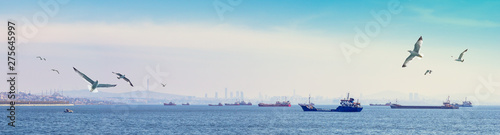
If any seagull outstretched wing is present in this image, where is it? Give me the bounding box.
[458,49,468,60]
[413,36,422,53]
[112,72,123,76]
[73,67,94,84]
[123,77,133,87]
[402,55,416,68]
[97,84,117,88]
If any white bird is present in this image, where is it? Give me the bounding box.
[112,72,133,87]
[51,69,59,74]
[402,36,423,68]
[453,49,468,62]
[424,70,432,75]
[73,67,116,93]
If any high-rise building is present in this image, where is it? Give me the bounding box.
[230,92,233,98]
[225,88,228,99]
[236,91,240,99]
[241,92,244,100]
[215,92,218,99]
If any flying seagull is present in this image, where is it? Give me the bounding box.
[424,70,432,75]
[161,83,167,87]
[453,49,468,62]
[112,72,133,87]
[402,36,423,68]
[51,69,60,74]
[36,56,46,61]
[73,67,116,93]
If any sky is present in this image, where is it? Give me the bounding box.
[1,0,500,104]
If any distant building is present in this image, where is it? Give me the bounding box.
[236,91,240,99]
[230,92,233,98]
[225,88,227,99]
[241,92,244,100]
[205,93,208,98]
[215,92,218,99]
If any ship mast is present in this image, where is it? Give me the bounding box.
[308,94,311,105]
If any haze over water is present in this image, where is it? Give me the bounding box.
[2,105,499,134]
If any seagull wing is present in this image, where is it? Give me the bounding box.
[413,36,423,53]
[123,77,133,87]
[112,72,123,76]
[424,70,429,75]
[96,84,117,88]
[458,49,467,60]
[73,67,94,84]
[402,55,416,68]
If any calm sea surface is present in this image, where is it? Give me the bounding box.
[1,105,499,134]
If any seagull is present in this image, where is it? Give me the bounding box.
[73,67,116,93]
[51,69,60,74]
[402,36,423,68]
[161,83,167,87]
[36,56,46,61]
[112,72,133,87]
[453,49,468,62]
[424,70,432,75]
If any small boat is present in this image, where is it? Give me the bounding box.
[209,103,223,106]
[64,108,73,113]
[182,103,190,106]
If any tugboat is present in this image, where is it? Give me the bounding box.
[164,102,176,106]
[299,93,363,112]
[209,103,223,106]
[64,108,73,113]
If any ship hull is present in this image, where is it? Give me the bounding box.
[390,105,458,109]
[258,104,291,107]
[299,105,362,112]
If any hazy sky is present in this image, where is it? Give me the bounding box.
[1,0,500,103]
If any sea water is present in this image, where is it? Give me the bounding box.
[1,105,499,134]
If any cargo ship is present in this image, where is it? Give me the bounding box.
[258,101,291,107]
[451,97,472,107]
[163,102,176,106]
[299,93,363,112]
[225,102,240,106]
[239,101,252,105]
[209,103,223,106]
[182,103,190,106]
[390,96,459,109]
[369,102,392,106]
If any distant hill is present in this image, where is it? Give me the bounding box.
[62,90,187,99]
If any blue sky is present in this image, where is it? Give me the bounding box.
[1,0,500,104]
